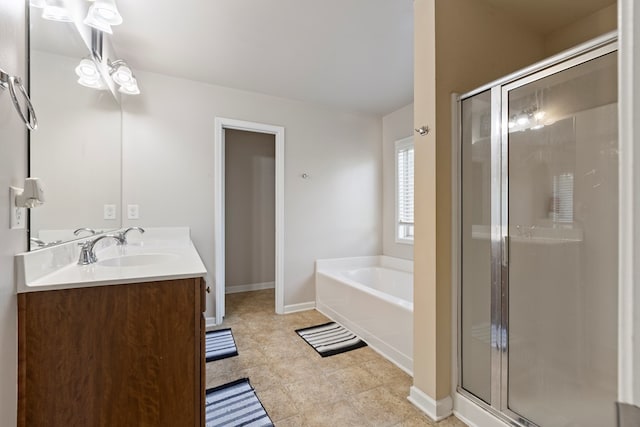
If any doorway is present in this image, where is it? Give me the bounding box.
[214,118,285,325]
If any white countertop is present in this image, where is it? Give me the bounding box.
[15,227,207,293]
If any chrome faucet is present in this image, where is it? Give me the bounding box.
[30,237,62,249]
[116,227,145,244]
[77,234,125,265]
[74,227,97,237]
[30,237,46,248]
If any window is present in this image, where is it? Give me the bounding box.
[395,137,414,243]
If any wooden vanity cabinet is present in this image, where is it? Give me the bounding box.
[18,277,206,427]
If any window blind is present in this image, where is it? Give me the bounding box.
[396,141,414,241]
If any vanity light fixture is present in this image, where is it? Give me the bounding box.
[30,0,46,8]
[74,58,106,90]
[516,115,530,126]
[508,108,549,132]
[84,13,113,34]
[534,110,546,120]
[109,59,140,95]
[118,78,140,95]
[42,0,72,22]
[84,0,122,33]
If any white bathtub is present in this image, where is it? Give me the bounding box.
[315,256,413,374]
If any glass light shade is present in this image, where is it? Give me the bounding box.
[111,63,133,86]
[42,0,72,22]
[30,0,47,8]
[89,0,123,26]
[75,58,99,79]
[83,12,113,34]
[77,76,107,90]
[118,78,140,95]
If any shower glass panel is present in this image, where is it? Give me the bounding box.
[460,90,492,404]
[458,38,618,427]
[506,52,617,426]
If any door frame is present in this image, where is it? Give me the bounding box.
[214,117,285,325]
[619,0,640,406]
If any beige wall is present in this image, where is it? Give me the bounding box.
[413,0,547,401]
[544,3,617,56]
[225,129,276,289]
[413,0,438,399]
[382,103,414,260]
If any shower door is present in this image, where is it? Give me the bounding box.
[459,39,618,427]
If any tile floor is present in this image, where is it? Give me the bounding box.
[206,289,467,427]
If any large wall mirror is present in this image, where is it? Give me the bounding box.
[28,2,122,250]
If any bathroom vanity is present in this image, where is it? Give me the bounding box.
[15,228,207,427]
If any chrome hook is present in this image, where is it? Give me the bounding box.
[414,126,430,136]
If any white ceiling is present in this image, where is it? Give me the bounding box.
[112,0,415,117]
[36,0,614,117]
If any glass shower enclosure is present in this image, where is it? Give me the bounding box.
[458,35,618,427]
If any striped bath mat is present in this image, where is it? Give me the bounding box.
[295,321,367,357]
[206,328,238,362]
[205,378,273,427]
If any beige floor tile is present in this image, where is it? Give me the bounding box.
[315,351,358,373]
[393,415,436,426]
[269,355,324,383]
[207,289,467,427]
[325,365,382,396]
[362,356,410,384]
[284,375,342,413]
[257,385,299,422]
[350,386,421,426]
[301,399,372,427]
[274,413,307,427]
[239,365,283,392]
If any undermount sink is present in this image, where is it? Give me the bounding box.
[98,253,179,267]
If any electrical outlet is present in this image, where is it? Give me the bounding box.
[127,204,139,220]
[9,187,26,229]
[103,204,117,220]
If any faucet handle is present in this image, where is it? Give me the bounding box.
[77,241,96,265]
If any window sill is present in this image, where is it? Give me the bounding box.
[395,238,414,246]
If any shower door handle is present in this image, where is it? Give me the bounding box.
[502,235,509,267]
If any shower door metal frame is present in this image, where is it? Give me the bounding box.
[456,32,618,427]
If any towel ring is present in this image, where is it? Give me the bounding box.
[0,68,38,131]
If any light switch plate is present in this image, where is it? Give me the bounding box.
[9,187,26,229]
[103,204,117,220]
[127,204,139,220]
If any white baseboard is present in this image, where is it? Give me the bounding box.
[453,392,510,427]
[408,386,453,422]
[225,281,275,294]
[205,316,217,330]
[283,301,316,313]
